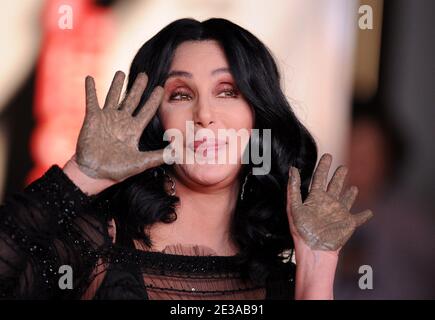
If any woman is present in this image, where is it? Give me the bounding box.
[0,18,372,300]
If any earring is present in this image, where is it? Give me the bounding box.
[166,173,176,196]
[240,172,252,201]
[156,167,176,196]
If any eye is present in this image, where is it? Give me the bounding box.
[216,85,239,98]
[169,90,193,101]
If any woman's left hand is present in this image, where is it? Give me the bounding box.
[286,153,373,299]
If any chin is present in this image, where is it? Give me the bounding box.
[177,163,240,186]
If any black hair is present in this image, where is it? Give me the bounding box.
[102,18,317,285]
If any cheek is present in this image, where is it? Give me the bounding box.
[220,103,254,158]
[222,102,254,130]
[158,105,187,131]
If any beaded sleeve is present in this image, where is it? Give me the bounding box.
[0,165,112,299]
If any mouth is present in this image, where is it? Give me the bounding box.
[189,138,228,153]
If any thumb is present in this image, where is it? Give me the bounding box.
[136,149,165,173]
[113,149,165,182]
[353,209,373,227]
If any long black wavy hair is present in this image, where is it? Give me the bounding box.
[102,18,318,285]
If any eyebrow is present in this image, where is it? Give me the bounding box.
[165,67,231,80]
[211,67,231,76]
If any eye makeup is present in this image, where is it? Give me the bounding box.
[164,75,240,103]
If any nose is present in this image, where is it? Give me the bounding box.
[193,96,215,128]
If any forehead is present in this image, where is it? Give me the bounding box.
[169,40,229,71]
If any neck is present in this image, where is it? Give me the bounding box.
[148,173,240,256]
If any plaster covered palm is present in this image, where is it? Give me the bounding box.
[76,71,165,182]
[288,153,373,251]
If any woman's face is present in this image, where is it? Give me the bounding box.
[159,40,254,189]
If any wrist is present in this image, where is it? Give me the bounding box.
[63,156,115,195]
[294,243,338,300]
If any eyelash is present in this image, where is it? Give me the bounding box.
[169,90,192,101]
[169,87,238,101]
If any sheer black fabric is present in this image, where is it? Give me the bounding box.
[0,166,295,299]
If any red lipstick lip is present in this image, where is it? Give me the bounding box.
[190,139,227,152]
[193,140,205,152]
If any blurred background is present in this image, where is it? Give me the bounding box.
[0,0,433,299]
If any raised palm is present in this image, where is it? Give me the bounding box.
[76,71,165,181]
[287,153,373,251]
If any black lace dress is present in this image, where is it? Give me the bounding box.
[0,166,296,300]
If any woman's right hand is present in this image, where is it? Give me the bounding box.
[64,71,166,193]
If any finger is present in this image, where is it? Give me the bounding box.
[135,86,164,129]
[352,209,373,228]
[120,72,148,114]
[103,71,125,110]
[327,165,348,198]
[340,185,358,210]
[85,76,100,115]
[288,166,303,209]
[310,153,332,191]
